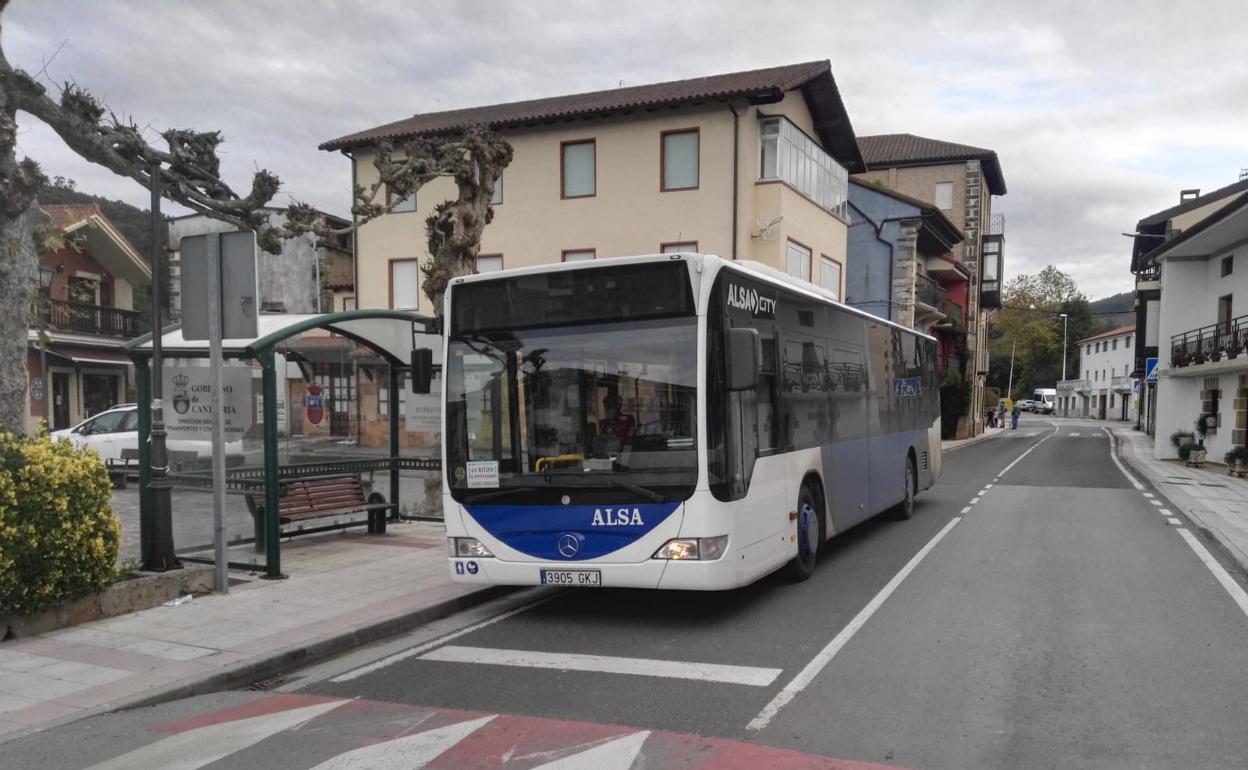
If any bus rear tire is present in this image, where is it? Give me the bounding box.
[891,455,916,521]
[788,485,821,581]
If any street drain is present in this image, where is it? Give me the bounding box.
[247,675,289,691]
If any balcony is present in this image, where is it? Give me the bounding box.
[915,273,946,310]
[1110,375,1134,392]
[1057,378,1088,393]
[980,213,1005,310]
[36,299,149,338]
[1170,315,1248,372]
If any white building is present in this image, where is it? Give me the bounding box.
[1057,325,1138,420]
[1149,192,1248,461]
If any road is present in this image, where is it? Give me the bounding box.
[10,417,1248,768]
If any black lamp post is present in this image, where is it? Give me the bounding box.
[37,265,56,426]
[144,163,179,571]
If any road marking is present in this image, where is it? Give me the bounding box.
[1103,428,1145,490]
[746,516,962,731]
[529,730,650,770]
[960,506,973,514]
[984,484,994,489]
[1166,518,1182,526]
[997,434,1050,478]
[978,489,990,496]
[1150,500,1163,506]
[330,594,558,683]
[85,699,347,770]
[419,645,783,687]
[307,715,496,769]
[1070,432,1081,436]
[1159,509,1172,516]
[1143,493,1154,498]
[969,497,980,504]
[1176,528,1248,619]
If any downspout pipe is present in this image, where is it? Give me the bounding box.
[728,102,740,260]
[846,198,912,321]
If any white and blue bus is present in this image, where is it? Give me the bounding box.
[442,253,941,590]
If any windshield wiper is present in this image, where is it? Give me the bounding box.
[573,472,666,502]
[466,486,538,503]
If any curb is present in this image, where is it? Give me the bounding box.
[3,584,511,742]
[941,428,1005,453]
[1109,429,1248,578]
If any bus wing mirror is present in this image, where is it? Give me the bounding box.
[726,327,761,391]
[411,348,434,394]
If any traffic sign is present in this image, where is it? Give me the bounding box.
[1144,357,1159,383]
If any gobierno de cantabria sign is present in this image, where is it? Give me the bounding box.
[162,367,251,439]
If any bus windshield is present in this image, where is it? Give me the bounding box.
[445,317,699,504]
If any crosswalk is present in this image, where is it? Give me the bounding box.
[73,694,896,770]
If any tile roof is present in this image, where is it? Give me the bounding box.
[848,178,964,249]
[42,203,102,230]
[1136,176,1248,227]
[856,133,1007,195]
[1142,190,1248,264]
[1077,324,1135,344]
[320,60,864,171]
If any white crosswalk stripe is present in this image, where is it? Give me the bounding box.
[530,730,651,769]
[307,715,496,769]
[85,699,348,770]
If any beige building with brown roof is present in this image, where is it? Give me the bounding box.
[321,61,864,315]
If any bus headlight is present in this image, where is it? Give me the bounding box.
[652,535,728,561]
[449,537,495,558]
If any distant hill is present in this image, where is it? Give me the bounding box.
[1089,290,1135,328]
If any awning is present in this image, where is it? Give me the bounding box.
[41,345,134,367]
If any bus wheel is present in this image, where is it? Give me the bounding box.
[788,486,821,581]
[891,455,916,521]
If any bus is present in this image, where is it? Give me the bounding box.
[440,253,941,590]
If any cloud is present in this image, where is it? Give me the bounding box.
[6,0,1245,301]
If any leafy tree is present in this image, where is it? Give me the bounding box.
[988,266,1089,399]
[0,1,511,433]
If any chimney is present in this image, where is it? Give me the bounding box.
[1180,188,1200,202]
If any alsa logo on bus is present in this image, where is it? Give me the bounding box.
[592,507,644,526]
[726,283,777,318]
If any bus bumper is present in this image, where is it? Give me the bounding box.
[447,555,754,591]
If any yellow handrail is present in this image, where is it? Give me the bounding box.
[535,454,584,472]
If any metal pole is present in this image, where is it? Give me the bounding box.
[145,161,179,571]
[261,352,283,579]
[389,365,400,525]
[135,358,151,547]
[1006,340,1016,400]
[1061,314,1069,382]
[206,235,228,594]
[39,344,48,426]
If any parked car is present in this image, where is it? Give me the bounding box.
[1016,399,1037,412]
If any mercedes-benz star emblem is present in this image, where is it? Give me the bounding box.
[557,533,580,558]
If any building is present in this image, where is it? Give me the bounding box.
[852,133,1008,439]
[1128,176,1248,436]
[166,209,355,318]
[26,204,151,433]
[1144,192,1248,461]
[321,60,865,317]
[845,179,969,375]
[1056,326,1137,420]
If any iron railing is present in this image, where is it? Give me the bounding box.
[1170,314,1248,367]
[915,273,946,310]
[38,299,149,338]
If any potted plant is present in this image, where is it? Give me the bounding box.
[1170,430,1195,449]
[1225,446,1248,477]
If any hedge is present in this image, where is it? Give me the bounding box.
[0,432,120,616]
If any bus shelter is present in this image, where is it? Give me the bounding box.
[124,310,441,578]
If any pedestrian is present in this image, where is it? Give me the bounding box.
[996,402,1006,428]
[1010,400,1020,430]
[986,409,995,428]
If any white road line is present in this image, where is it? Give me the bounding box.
[984,484,994,489]
[1167,518,1182,526]
[308,715,496,770]
[1070,432,1081,436]
[746,516,962,731]
[1143,493,1155,498]
[330,594,558,683]
[969,497,980,504]
[1159,509,1172,516]
[86,699,347,770]
[419,645,783,687]
[996,434,1051,478]
[1176,528,1248,619]
[978,489,990,496]
[530,730,650,770]
[1150,500,1164,506]
[1103,428,1145,490]
[960,506,973,514]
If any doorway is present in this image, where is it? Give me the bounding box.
[51,372,71,429]
[81,373,119,417]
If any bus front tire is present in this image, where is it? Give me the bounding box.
[788,485,821,581]
[891,455,916,521]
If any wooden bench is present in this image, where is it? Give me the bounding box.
[244,474,390,551]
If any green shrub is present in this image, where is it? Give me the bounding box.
[1177,443,1194,461]
[0,432,120,616]
[939,370,970,440]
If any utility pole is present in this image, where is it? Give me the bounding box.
[1059,313,1069,381]
[144,162,179,571]
[1006,340,1016,400]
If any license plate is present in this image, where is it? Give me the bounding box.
[540,569,602,587]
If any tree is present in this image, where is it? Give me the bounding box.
[0,2,511,434]
[987,266,1088,399]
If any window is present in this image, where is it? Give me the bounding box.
[1086,345,1091,355]
[1126,336,1131,348]
[562,249,595,262]
[389,259,420,309]
[757,116,848,218]
[490,173,503,205]
[342,296,356,311]
[661,129,699,190]
[934,182,954,210]
[786,240,811,282]
[387,186,415,213]
[378,374,408,417]
[661,241,698,254]
[1112,339,1117,351]
[1223,255,1234,277]
[819,257,841,299]
[1218,294,1233,331]
[476,254,503,273]
[561,140,595,198]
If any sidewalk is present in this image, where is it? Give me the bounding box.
[1110,425,1248,573]
[941,425,1005,452]
[0,520,496,742]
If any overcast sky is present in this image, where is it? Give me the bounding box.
[6,0,1246,300]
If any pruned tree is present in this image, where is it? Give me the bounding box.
[0,1,510,434]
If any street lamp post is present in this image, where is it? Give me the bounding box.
[1059,312,1069,381]
[37,265,56,427]
[144,162,179,571]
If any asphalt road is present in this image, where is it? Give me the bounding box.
[11,417,1248,769]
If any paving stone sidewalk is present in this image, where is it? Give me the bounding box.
[1111,425,1248,572]
[0,520,494,743]
[941,425,1005,452]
